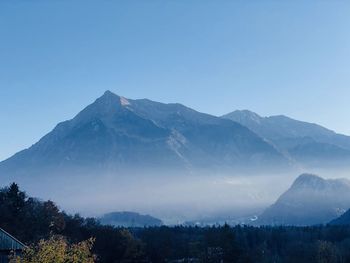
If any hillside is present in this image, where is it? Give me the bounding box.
[99,211,163,227]
[256,174,350,226]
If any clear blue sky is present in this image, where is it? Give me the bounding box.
[1,0,350,161]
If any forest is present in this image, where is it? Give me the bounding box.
[1,183,350,263]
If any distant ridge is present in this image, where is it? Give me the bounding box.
[256,174,350,226]
[222,110,350,168]
[99,211,163,227]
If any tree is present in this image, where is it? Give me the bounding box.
[10,235,96,263]
[119,229,145,261]
[0,183,26,234]
[315,240,339,263]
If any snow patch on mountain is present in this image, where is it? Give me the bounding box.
[120,96,131,106]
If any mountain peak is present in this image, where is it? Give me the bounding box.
[257,173,350,226]
[103,90,115,96]
[291,173,325,189]
[222,110,263,125]
[225,110,262,118]
[71,91,130,123]
[290,174,350,192]
[295,173,322,182]
[100,90,120,99]
[99,91,131,107]
[238,109,261,116]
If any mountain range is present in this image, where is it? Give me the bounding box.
[1,91,350,225]
[222,110,350,168]
[256,174,350,226]
[0,91,290,179]
[1,92,349,180]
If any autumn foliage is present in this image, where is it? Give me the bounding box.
[10,235,96,263]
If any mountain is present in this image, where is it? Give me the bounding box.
[256,174,350,226]
[0,91,289,179]
[222,110,350,168]
[99,211,163,227]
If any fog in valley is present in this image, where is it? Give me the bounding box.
[5,166,349,224]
